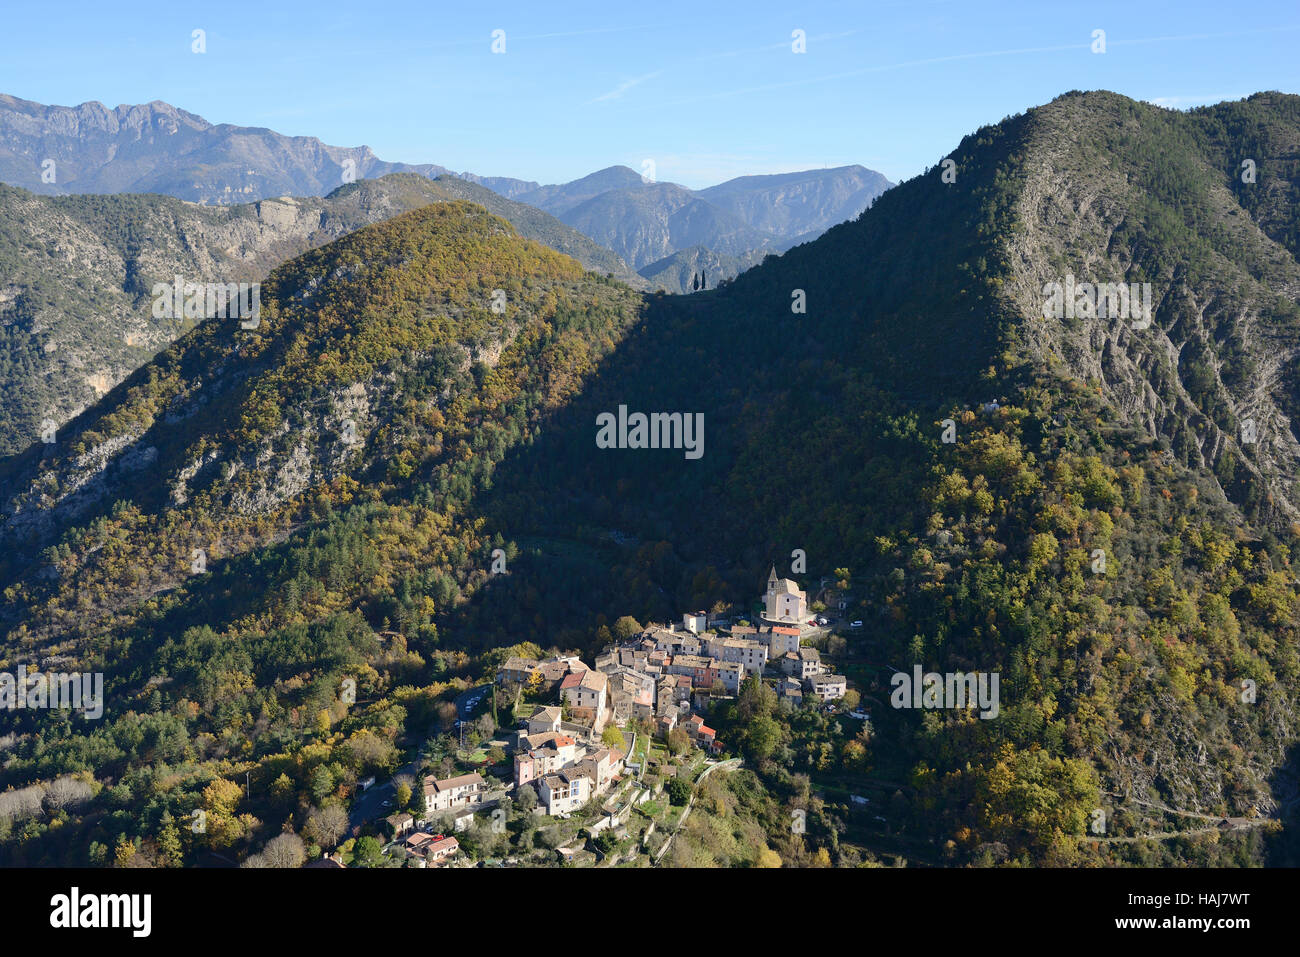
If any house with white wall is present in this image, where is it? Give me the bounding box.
[538,769,592,816]
[423,772,487,813]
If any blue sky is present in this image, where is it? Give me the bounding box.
[2,0,1298,189]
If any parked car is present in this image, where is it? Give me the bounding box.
[848,709,870,720]
[850,620,863,629]
[816,616,829,626]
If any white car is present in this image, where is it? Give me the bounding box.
[848,710,870,720]
[816,616,829,626]
[850,620,863,629]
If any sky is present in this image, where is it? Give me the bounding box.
[2,0,1298,189]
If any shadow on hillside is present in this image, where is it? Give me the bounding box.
[1264,740,1300,865]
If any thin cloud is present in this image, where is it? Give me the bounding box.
[628,24,1300,113]
[697,29,860,61]
[582,30,860,108]
[627,41,1086,111]
[515,24,659,41]
[589,71,662,103]
[1108,24,1300,48]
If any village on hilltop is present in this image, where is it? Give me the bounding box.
[367,568,857,867]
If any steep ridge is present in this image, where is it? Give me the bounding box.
[0,173,641,453]
[444,91,1300,863]
[999,91,1300,528]
[3,92,1300,868]
[0,201,643,643]
[0,93,893,297]
[0,93,458,203]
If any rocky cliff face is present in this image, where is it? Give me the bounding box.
[992,91,1300,526]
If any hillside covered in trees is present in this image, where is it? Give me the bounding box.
[2,91,1300,868]
[0,173,641,456]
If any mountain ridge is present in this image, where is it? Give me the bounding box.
[0,94,893,293]
[5,90,1300,869]
[0,172,643,454]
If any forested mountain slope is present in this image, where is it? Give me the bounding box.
[3,91,1300,868]
[0,173,640,454]
[448,89,1300,864]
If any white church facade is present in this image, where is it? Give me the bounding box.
[763,567,807,624]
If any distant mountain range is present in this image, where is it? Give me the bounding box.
[0,92,536,204]
[512,164,891,279]
[0,94,891,292]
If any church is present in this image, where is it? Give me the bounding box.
[763,566,808,624]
